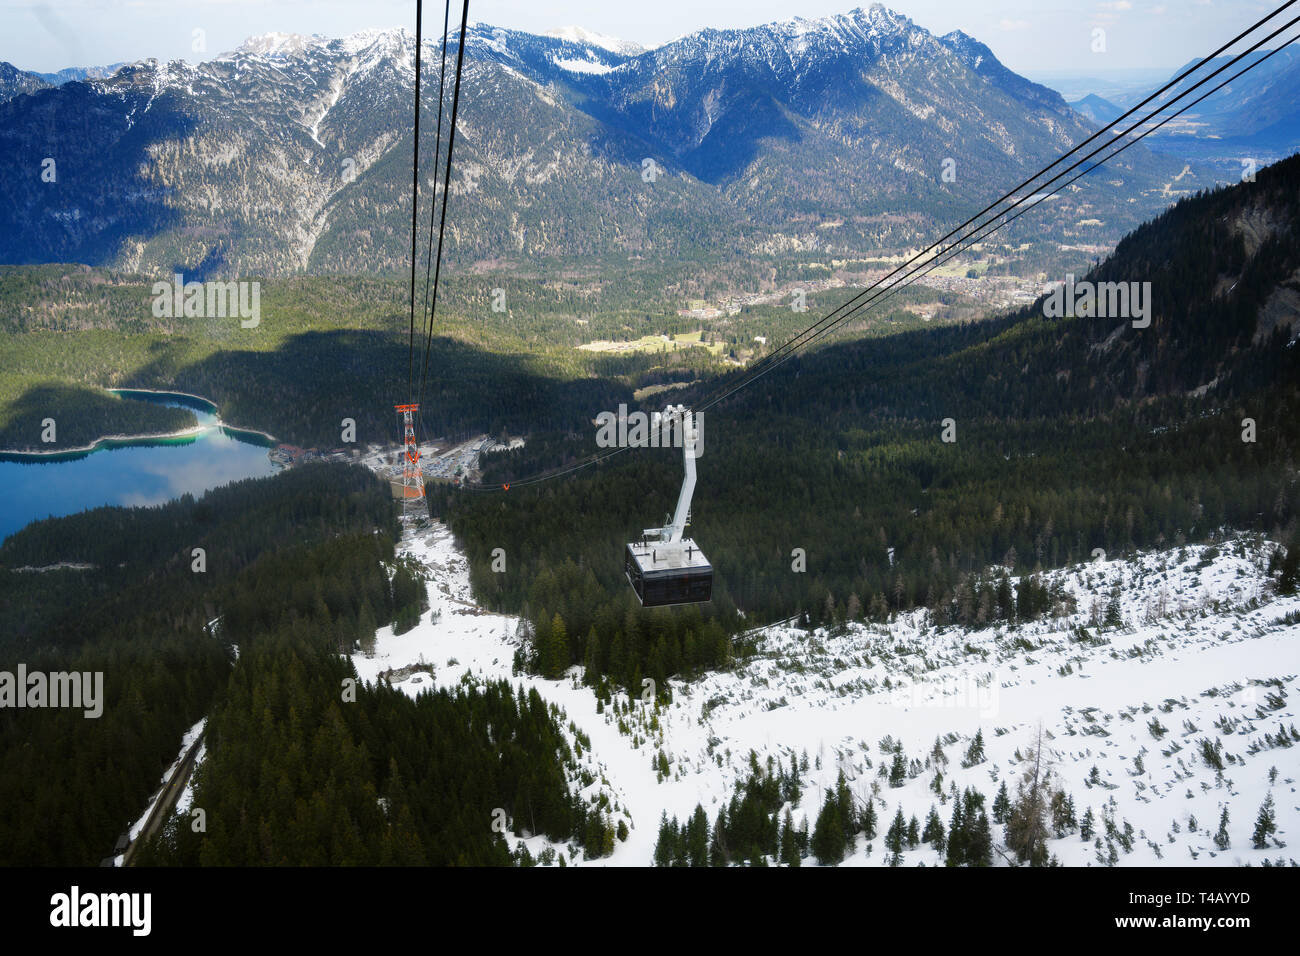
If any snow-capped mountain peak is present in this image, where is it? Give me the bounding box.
[771,4,916,43]
[543,25,648,57]
[236,32,324,57]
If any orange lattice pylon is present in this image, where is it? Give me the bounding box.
[394,404,425,513]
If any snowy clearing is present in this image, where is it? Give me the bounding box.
[352,524,1299,866]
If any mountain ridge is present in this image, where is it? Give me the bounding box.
[0,5,1196,277]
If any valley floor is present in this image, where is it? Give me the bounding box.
[352,524,1299,866]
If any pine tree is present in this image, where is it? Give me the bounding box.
[869,592,889,621]
[1050,790,1076,838]
[1252,794,1276,849]
[835,771,857,850]
[885,808,906,863]
[846,592,862,621]
[653,812,676,867]
[1278,534,1300,595]
[968,807,994,867]
[1214,807,1230,851]
[583,627,601,681]
[811,790,846,865]
[357,600,377,657]
[687,804,710,866]
[888,748,907,788]
[607,630,628,685]
[992,780,1011,824]
[779,810,801,867]
[860,798,878,840]
[1103,590,1123,629]
[962,729,986,768]
[547,613,569,679]
[945,798,965,867]
[922,805,946,852]
[601,818,616,858]
[782,753,802,805]
[709,810,728,867]
[1006,726,1052,866]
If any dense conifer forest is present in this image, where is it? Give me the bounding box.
[0,464,585,865]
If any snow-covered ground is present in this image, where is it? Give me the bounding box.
[353,525,1300,866]
[114,717,206,866]
[357,433,501,487]
[351,525,651,864]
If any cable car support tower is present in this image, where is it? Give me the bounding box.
[394,403,425,521]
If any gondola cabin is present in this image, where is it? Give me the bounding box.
[623,404,714,607]
[625,537,713,607]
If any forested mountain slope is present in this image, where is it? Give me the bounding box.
[439,152,1300,692]
[0,464,588,865]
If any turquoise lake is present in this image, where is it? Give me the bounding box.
[0,390,279,543]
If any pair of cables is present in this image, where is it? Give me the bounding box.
[464,0,1299,491]
[406,0,470,417]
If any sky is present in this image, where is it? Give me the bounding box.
[0,0,1281,76]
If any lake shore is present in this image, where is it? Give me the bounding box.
[0,387,277,456]
[0,423,211,459]
[108,387,219,412]
[110,388,279,443]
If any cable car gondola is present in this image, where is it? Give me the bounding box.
[625,406,713,607]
